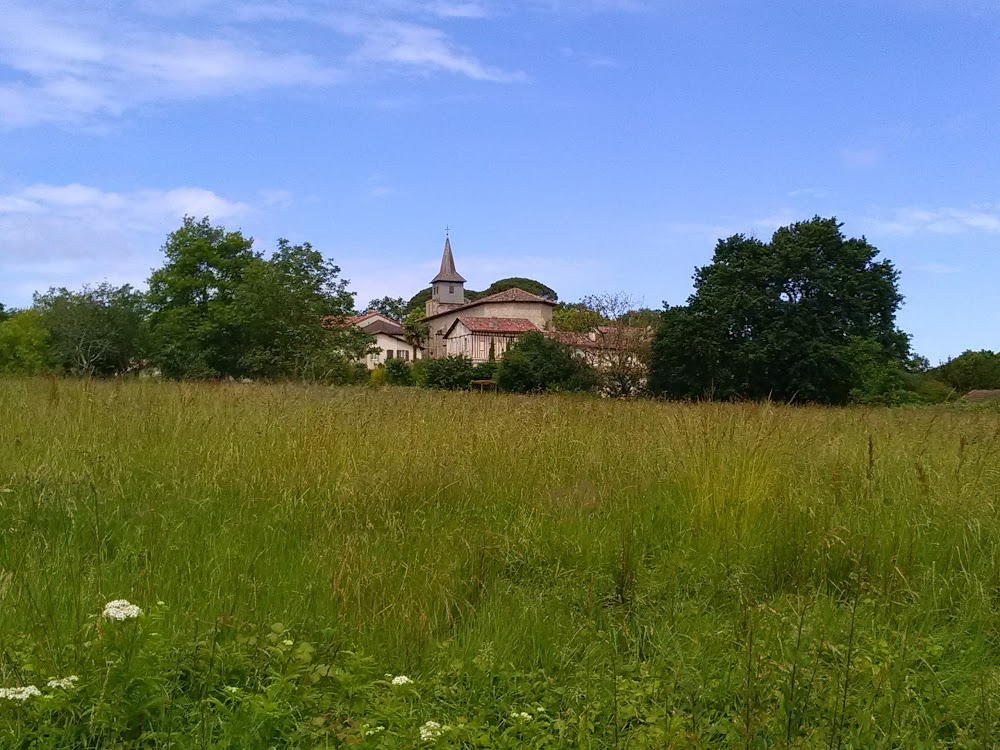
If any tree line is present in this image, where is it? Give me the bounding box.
[0,214,987,404]
[0,217,374,383]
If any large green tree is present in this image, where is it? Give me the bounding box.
[147,216,259,378]
[0,310,52,374]
[930,350,1000,394]
[367,296,406,321]
[479,277,557,301]
[233,239,371,379]
[649,217,909,404]
[33,283,148,376]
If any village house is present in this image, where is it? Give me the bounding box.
[422,237,556,361]
[346,311,423,369]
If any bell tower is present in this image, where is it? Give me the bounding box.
[426,233,466,316]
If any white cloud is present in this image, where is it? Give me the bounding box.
[353,21,526,82]
[0,183,254,303]
[0,1,535,127]
[869,204,1000,235]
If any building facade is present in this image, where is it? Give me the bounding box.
[421,238,556,359]
[347,312,423,369]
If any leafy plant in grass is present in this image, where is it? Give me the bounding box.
[496,331,596,393]
[384,357,414,386]
[421,355,474,390]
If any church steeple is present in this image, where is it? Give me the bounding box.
[431,236,466,285]
[428,234,466,311]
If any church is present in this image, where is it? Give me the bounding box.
[421,237,556,362]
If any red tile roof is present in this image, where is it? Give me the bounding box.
[963,389,1000,402]
[452,317,539,334]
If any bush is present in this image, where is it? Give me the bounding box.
[496,331,595,393]
[313,354,370,385]
[0,310,52,375]
[369,365,386,387]
[421,355,474,390]
[384,358,414,386]
[473,360,498,381]
[410,358,429,387]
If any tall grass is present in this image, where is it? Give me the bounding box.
[2,378,1000,746]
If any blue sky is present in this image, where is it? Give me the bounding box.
[1,0,997,363]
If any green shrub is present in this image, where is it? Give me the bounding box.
[421,355,474,390]
[384,357,414,386]
[0,310,52,375]
[410,358,429,387]
[369,365,386,387]
[473,359,498,381]
[496,331,595,393]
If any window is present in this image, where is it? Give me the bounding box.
[449,284,455,294]
[398,350,410,361]
[433,286,439,297]
[386,350,394,359]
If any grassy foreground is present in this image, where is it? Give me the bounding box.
[2,379,1000,748]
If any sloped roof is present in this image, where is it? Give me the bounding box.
[544,326,652,351]
[963,389,1000,402]
[323,311,401,330]
[446,317,539,337]
[363,319,406,336]
[423,286,556,321]
[431,237,466,284]
[544,331,594,348]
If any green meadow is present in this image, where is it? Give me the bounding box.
[2,378,1000,748]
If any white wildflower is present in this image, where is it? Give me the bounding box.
[511,711,533,722]
[391,674,412,685]
[419,720,443,741]
[46,676,79,690]
[0,685,41,700]
[282,639,294,647]
[103,599,141,621]
[224,686,241,694]
[364,724,386,736]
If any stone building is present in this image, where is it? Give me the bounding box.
[422,238,555,361]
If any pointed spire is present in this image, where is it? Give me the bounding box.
[431,235,466,284]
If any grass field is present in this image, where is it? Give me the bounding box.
[2,378,1000,747]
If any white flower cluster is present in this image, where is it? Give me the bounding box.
[419,720,444,741]
[0,685,41,700]
[46,676,79,690]
[364,724,386,736]
[511,711,533,722]
[391,675,412,686]
[103,599,142,621]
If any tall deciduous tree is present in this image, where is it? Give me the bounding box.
[580,292,654,397]
[649,217,909,404]
[147,216,258,378]
[233,239,371,379]
[33,283,148,376]
[931,350,1000,394]
[367,296,406,321]
[0,310,51,374]
[403,307,429,358]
